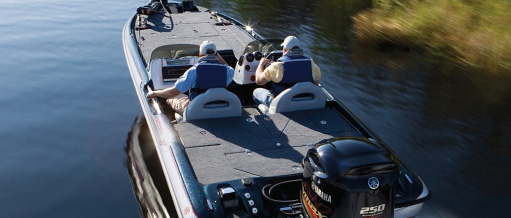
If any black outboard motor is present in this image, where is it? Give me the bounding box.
[301,137,400,218]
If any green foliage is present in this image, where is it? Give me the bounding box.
[354,0,511,73]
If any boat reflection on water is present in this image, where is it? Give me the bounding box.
[126,115,176,218]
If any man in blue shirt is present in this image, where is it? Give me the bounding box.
[147,41,235,115]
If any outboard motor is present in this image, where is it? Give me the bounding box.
[301,137,400,218]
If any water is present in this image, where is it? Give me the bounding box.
[1,0,510,217]
[0,0,141,217]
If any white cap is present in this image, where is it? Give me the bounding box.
[200,40,217,56]
[281,36,301,50]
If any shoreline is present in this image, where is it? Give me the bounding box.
[352,0,511,73]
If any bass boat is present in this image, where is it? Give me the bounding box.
[122,1,431,218]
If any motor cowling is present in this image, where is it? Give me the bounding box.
[301,137,400,218]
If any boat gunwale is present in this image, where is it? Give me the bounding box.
[123,5,202,218]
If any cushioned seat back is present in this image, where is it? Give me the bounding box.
[189,63,228,100]
[270,56,313,96]
[183,88,242,122]
[264,82,325,114]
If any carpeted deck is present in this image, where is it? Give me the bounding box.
[174,108,363,184]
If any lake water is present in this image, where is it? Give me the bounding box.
[1,0,510,217]
[0,0,141,217]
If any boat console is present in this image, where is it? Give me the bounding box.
[233,52,261,84]
[233,51,283,85]
[233,39,284,85]
[149,56,198,90]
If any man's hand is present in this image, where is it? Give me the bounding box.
[259,57,271,68]
[146,90,156,99]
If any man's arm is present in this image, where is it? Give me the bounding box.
[217,53,229,66]
[147,87,182,99]
[255,57,270,85]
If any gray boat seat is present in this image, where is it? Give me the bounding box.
[176,88,242,122]
[258,82,326,114]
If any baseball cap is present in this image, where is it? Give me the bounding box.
[199,40,217,56]
[281,36,300,49]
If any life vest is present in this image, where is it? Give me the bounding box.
[270,55,313,96]
[189,60,228,100]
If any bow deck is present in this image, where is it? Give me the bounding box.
[135,6,255,64]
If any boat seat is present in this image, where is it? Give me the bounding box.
[176,88,242,122]
[258,82,326,114]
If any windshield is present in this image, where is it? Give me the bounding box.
[243,39,283,54]
[150,44,199,64]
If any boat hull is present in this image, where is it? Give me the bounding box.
[123,1,431,218]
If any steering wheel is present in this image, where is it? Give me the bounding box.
[263,52,277,68]
[265,52,276,61]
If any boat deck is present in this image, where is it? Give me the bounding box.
[174,108,363,184]
[136,6,255,65]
